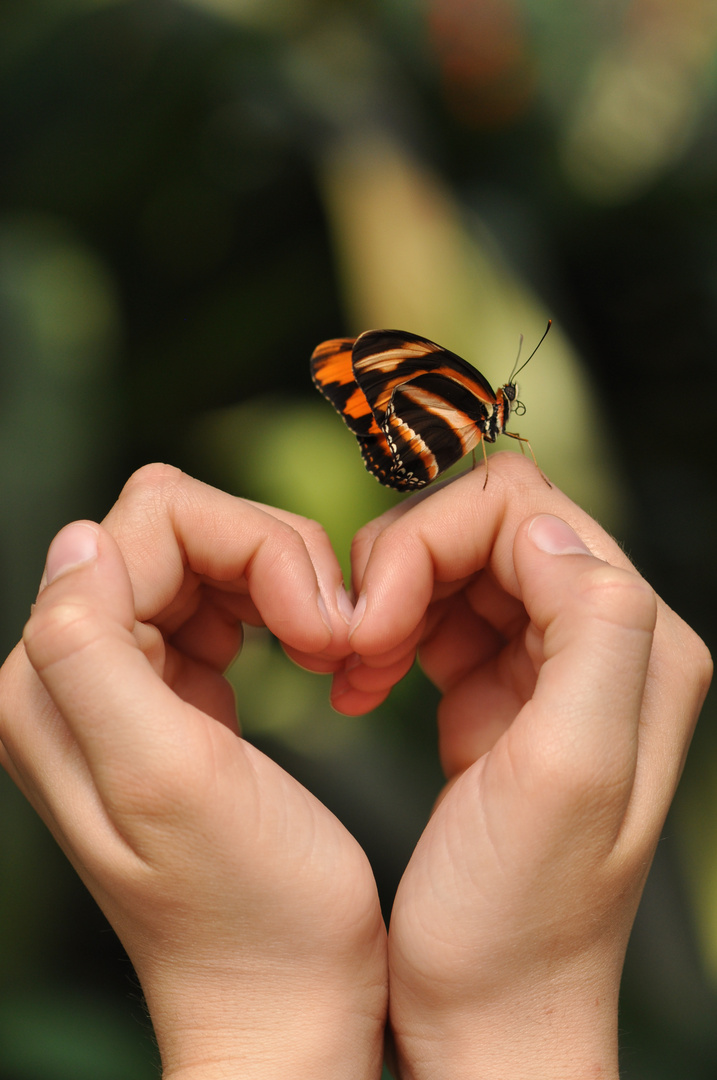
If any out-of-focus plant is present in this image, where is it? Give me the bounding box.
[1,2,716,1078]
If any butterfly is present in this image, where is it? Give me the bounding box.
[310,322,551,492]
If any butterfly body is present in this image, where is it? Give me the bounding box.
[311,327,540,492]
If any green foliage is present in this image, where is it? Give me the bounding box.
[1,1,716,1076]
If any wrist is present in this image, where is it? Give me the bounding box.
[389,956,621,1080]
[144,957,387,1080]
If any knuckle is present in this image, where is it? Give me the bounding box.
[292,515,330,549]
[107,464,196,554]
[23,599,99,674]
[528,727,630,815]
[117,463,187,516]
[256,520,310,576]
[350,520,380,559]
[352,516,403,564]
[575,564,657,633]
[121,461,184,495]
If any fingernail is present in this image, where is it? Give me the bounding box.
[528,515,591,556]
[336,584,355,625]
[317,590,333,635]
[348,592,367,639]
[45,522,99,585]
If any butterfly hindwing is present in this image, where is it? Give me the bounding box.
[310,338,366,435]
[310,337,395,485]
[382,371,492,488]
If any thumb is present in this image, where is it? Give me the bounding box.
[23,521,198,807]
[508,513,657,832]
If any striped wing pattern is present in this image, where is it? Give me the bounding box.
[310,330,502,492]
[310,337,395,485]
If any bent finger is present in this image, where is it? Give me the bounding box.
[349,454,633,658]
[20,523,235,825]
[101,464,337,655]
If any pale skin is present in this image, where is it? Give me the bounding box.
[0,454,711,1080]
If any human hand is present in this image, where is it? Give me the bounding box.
[341,453,712,1080]
[0,465,386,1080]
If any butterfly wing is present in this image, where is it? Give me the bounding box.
[382,370,495,489]
[352,331,499,489]
[310,337,395,485]
[311,330,501,492]
[351,330,496,423]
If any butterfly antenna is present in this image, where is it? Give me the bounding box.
[509,319,552,384]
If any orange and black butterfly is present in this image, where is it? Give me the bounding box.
[310,323,551,492]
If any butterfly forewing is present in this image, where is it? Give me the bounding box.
[394,369,488,448]
[352,330,496,424]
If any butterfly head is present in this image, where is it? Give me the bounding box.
[504,382,526,418]
[498,379,524,415]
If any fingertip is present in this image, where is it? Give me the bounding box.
[330,676,391,716]
[316,589,333,635]
[515,513,658,643]
[347,592,367,641]
[26,522,136,672]
[329,647,416,715]
[335,584,355,625]
[41,521,100,591]
[316,582,355,643]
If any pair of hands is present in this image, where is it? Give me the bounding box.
[0,456,711,1080]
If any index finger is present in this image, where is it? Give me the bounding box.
[101,464,340,656]
[348,453,634,656]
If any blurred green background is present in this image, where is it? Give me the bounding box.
[1,1,716,1076]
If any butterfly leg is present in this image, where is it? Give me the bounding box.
[468,445,490,488]
[481,439,490,489]
[504,432,552,488]
[468,442,491,488]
